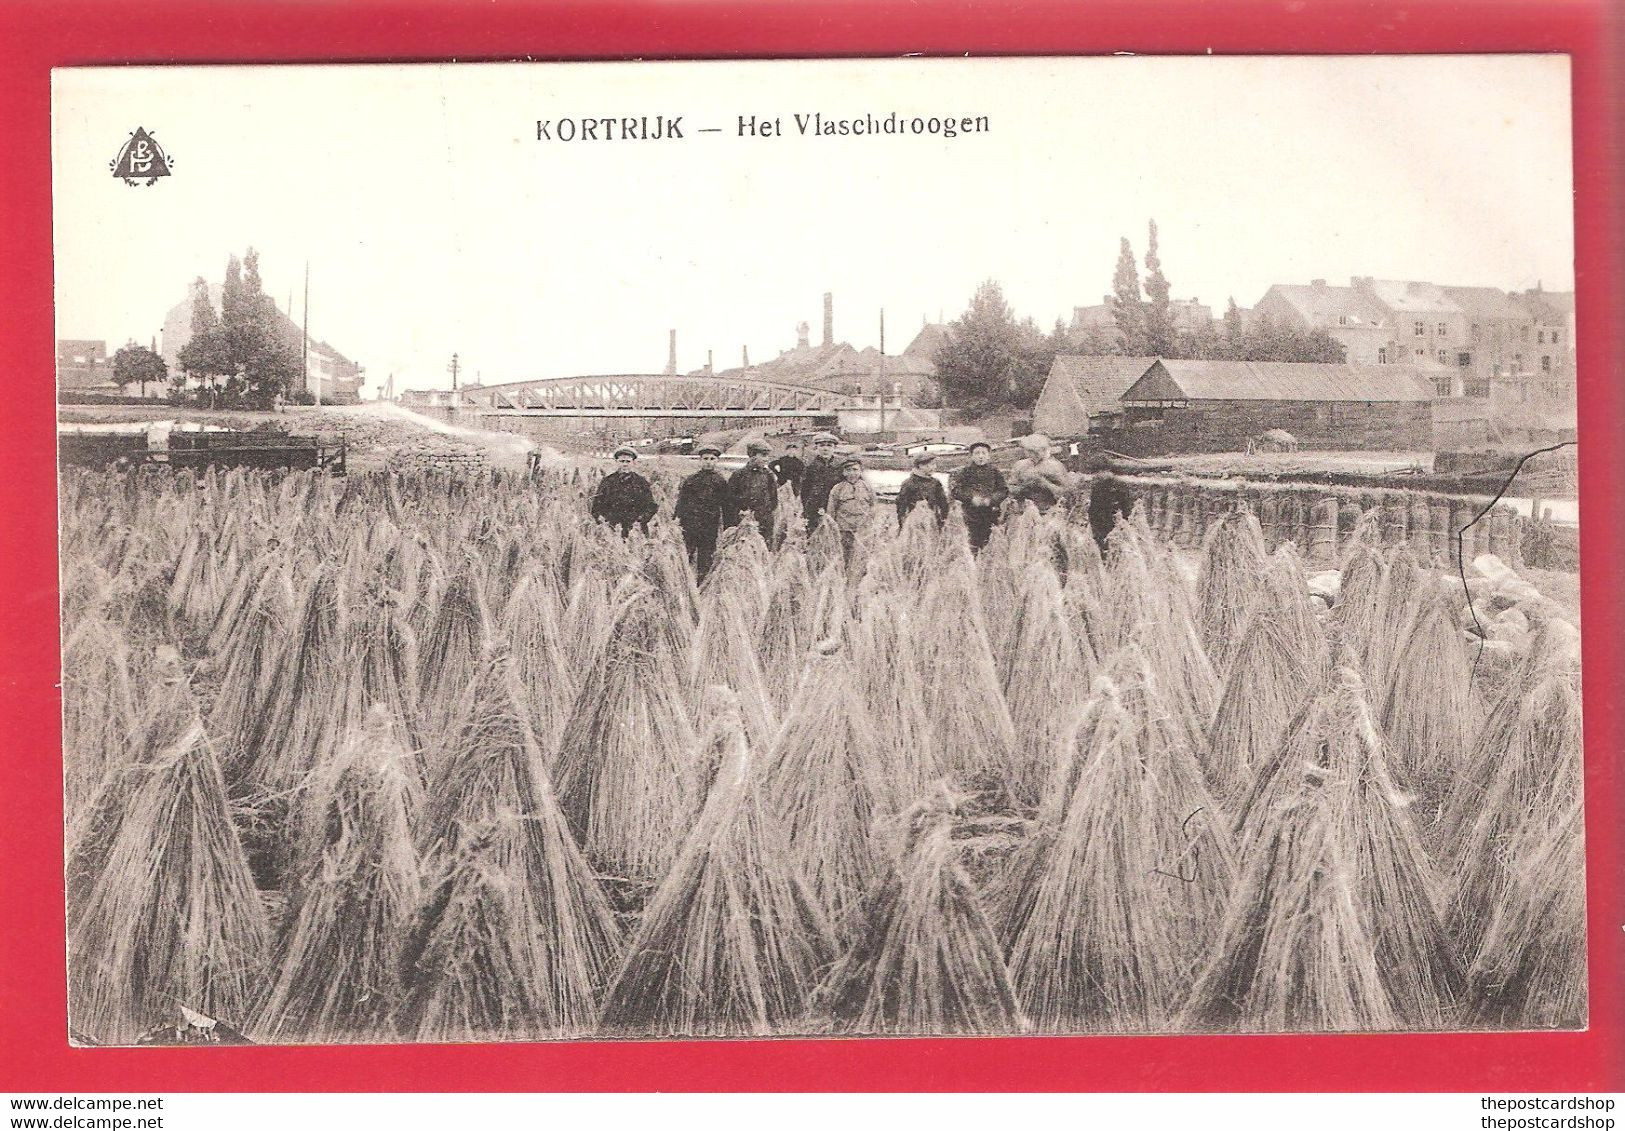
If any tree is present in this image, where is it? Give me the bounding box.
[111,342,168,397]
[1109,238,1147,355]
[931,280,1054,417]
[1238,313,1347,363]
[1221,297,1246,357]
[1142,220,1175,356]
[178,250,304,408]
[176,277,231,398]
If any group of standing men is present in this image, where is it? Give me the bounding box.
[588,430,1128,578]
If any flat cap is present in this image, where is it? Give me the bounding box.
[910,450,938,466]
[967,440,992,453]
[612,445,639,459]
[840,457,863,470]
[746,440,772,454]
[811,431,839,444]
[696,444,723,457]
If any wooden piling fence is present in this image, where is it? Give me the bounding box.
[1090,473,1566,570]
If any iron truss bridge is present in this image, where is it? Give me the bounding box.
[457,374,849,418]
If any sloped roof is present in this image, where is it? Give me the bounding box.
[900,323,950,360]
[1513,289,1574,322]
[1044,355,1159,416]
[1440,286,1525,322]
[1364,279,1462,316]
[1264,284,1387,328]
[1123,359,1437,403]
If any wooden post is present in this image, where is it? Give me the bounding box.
[1382,492,1409,546]
[1430,498,1452,567]
[1450,499,1479,570]
[1336,492,1360,549]
[1486,504,1513,562]
[1408,494,1433,562]
[1258,490,1281,550]
[1309,496,1338,564]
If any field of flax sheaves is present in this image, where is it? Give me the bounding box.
[57,465,1586,1044]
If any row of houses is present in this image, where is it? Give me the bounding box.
[1252,277,1574,402]
[1033,356,1575,453]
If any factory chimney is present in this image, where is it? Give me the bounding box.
[796,320,810,349]
[822,292,834,347]
[665,329,677,376]
[706,349,713,375]
[742,345,750,368]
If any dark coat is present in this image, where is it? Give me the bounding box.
[1087,473,1133,549]
[674,468,730,539]
[949,463,1009,522]
[590,469,657,533]
[727,464,779,531]
[800,455,844,526]
[770,453,806,495]
[895,472,949,524]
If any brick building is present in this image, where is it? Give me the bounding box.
[56,340,115,392]
[1252,276,1576,404]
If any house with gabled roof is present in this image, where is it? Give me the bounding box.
[1032,355,1158,436]
[1252,280,1393,366]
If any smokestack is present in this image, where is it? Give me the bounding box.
[796,320,809,349]
[742,345,750,368]
[665,329,677,376]
[822,292,833,347]
[706,349,713,375]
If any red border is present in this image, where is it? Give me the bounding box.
[3,0,1621,1093]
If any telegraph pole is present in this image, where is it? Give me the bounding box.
[303,262,315,407]
[447,353,461,405]
[878,308,887,434]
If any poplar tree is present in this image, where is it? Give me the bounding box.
[1109,238,1148,355]
[1143,220,1175,356]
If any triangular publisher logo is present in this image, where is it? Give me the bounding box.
[110,127,173,186]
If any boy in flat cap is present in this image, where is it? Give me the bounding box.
[590,445,658,537]
[895,450,949,526]
[950,441,1009,551]
[727,439,780,546]
[675,444,730,578]
[770,439,806,498]
[799,432,844,533]
[826,456,875,565]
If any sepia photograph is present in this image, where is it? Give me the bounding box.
[51,54,1584,1047]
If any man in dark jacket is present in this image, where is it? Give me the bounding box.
[727,439,780,546]
[1084,450,1133,553]
[949,440,1009,551]
[895,450,949,526]
[799,432,844,532]
[675,444,731,577]
[770,440,806,498]
[589,445,658,536]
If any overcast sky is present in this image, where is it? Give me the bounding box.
[53,55,1573,396]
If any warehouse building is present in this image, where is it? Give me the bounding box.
[1118,359,1439,451]
[1032,355,1158,436]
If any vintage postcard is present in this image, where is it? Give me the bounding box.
[52,55,1582,1046]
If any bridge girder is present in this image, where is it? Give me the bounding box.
[459,374,850,416]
